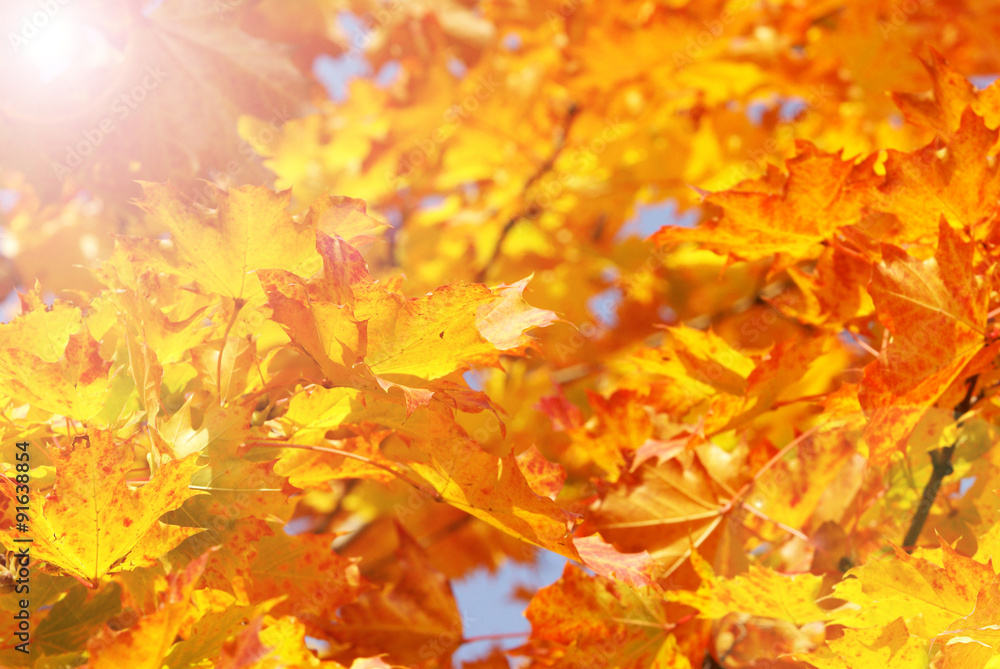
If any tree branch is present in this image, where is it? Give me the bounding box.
[475,103,581,282]
[902,374,979,550]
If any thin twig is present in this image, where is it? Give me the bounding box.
[843,328,880,357]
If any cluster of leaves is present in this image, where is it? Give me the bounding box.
[4,0,1000,667]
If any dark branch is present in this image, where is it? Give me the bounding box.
[902,374,979,551]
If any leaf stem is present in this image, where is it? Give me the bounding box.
[246,439,442,501]
[217,298,244,406]
[66,572,97,589]
[842,328,880,357]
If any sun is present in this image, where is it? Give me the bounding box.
[11,8,121,87]
[18,16,82,82]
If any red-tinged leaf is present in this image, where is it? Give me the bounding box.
[860,219,991,464]
[324,527,463,666]
[202,519,368,620]
[516,445,567,500]
[401,437,581,560]
[214,617,271,669]
[573,533,658,588]
[521,563,693,669]
[86,552,212,669]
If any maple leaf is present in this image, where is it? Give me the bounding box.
[521,563,694,669]
[573,533,658,588]
[585,443,747,580]
[201,518,367,621]
[934,580,1000,666]
[262,230,556,413]
[0,431,202,583]
[652,146,880,263]
[516,445,568,500]
[869,108,1000,235]
[359,277,557,397]
[26,581,121,657]
[859,219,992,465]
[130,183,321,304]
[665,550,833,626]
[794,617,929,668]
[323,527,463,666]
[243,615,395,669]
[0,571,74,664]
[401,436,581,560]
[273,427,399,488]
[86,551,211,669]
[891,49,1000,140]
[213,616,271,669]
[164,593,260,669]
[830,541,995,638]
[0,292,113,422]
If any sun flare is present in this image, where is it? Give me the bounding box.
[19,17,80,82]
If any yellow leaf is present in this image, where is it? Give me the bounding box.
[666,550,833,626]
[0,431,202,582]
[134,183,320,303]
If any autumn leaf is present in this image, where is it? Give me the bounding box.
[323,526,463,666]
[585,444,746,581]
[868,108,1000,235]
[794,617,930,669]
[860,219,992,464]
[262,230,556,413]
[31,582,122,657]
[131,183,320,304]
[401,437,581,560]
[892,49,1000,140]
[665,549,833,626]
[201,518,367,620]
[86,551,211,669]
[8,4,1000,668]
[830,541,996,638]
[521,563,694,669]
[0,431,202,583]
[652,146,880,263]
[573,533,658,588]
[0,292,113,422]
